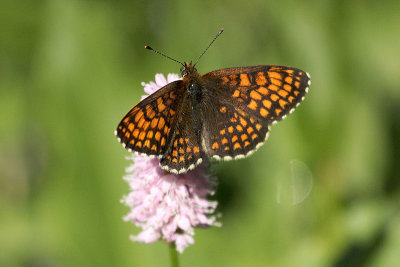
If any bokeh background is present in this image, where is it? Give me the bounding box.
[1,0,399,266]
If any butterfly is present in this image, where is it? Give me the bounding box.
[115,29,310,174]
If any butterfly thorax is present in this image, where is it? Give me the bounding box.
[181,69,202,103]
[180,61,202,104]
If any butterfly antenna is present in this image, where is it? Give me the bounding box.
[194,28,224,67]
[144,45,184,66]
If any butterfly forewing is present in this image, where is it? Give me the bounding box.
[201,65,310,160]
[116,80,185,158]
[203,65,310,122]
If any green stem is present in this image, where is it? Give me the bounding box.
[169,243,179,267]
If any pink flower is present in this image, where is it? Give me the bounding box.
[140,73,180,100]
[121,74,220,253]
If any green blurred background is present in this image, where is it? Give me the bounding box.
[1,0,399,266]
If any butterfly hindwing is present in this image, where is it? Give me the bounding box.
[159,104,204,173]
[202,98,270,160]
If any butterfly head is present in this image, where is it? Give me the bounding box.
[180,62,197,77]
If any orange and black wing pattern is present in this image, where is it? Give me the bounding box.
[159,104,204,173]
[116,80,204,174]
[115,80,185,159]
[201,65,310,160]
[116,64,310,173]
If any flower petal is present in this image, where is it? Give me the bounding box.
[155,73,167,87]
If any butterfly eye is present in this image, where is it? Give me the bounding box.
[180,66,189,77]
[180,63,197,77]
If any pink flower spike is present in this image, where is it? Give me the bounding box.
[121,73,220,253]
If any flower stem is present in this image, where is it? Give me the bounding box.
[169,243,179,267]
